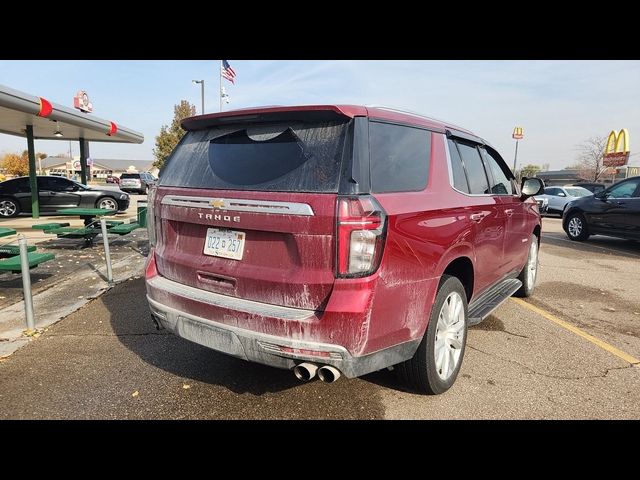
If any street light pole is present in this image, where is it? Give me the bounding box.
[192,80,205,115]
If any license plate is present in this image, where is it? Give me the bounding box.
[203,228,245,260]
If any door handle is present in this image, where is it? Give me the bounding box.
[470,212,488,222]
[505,209,514,217]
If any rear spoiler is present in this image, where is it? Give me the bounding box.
[182,105,365,131]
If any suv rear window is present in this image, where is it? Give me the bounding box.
[369,122,430,193]
[159,120,350,193]
[121,173,141,179]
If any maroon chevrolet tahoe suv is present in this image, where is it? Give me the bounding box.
[145,105,544,394]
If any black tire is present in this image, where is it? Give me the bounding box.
[0,197,20,218]
[565,212,590,242]
[514,234,538,297]
[96,197,118,211]
[397,275,468,394]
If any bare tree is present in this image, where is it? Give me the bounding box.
[572,136,607,181]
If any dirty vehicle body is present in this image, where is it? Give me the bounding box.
[145,105,542,393]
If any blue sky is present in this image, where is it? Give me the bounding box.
[1,60,639,169]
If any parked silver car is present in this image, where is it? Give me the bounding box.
[534,186,592,216]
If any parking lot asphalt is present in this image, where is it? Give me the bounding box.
[0,217,638,419]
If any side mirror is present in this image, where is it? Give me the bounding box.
[521,177,544,199]
[558,192,566,197]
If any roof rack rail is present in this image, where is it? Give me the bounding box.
[366,104,469,132]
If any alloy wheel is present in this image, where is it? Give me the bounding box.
[99,198,117,211]
[526,240,538,286]
[568,216,582,238]
[434,292,465,381]
[0,199,17,217]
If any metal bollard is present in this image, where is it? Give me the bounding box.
[100,218,113,284]
[18,235,36,332]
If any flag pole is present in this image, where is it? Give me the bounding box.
[219,60,223,112]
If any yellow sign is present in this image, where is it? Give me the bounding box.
[604,129,630,167]
[512,127,524,140]
[605,129,629,154]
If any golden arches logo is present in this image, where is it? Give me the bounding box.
[605,129,629,155]
[512,127,524,140]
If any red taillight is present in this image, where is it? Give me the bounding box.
[145,249,158,279]
[336,196,387,278]
[147,185,158,247]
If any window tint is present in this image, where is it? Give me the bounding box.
[544,187,558,195]
[370,122,430,193]
[39,177,73,191]
[447,139,469,193]
[564,187,591,198]
[121,173,140,179]
[482,148,513,195]
[608,178,640,198]
[456,142,489,194]
[160,120,349,193]
[2,178,30,193]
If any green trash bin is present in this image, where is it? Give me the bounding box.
[137,201,148,228]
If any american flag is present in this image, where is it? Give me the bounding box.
[221,60,236,84]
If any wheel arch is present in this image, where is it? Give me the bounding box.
[533,224,541,243]
[440,256,474,303]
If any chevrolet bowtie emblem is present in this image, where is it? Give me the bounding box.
[209,199,225,209]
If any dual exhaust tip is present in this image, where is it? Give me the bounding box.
[293,362,341,383]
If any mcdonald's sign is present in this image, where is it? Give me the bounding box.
[512,127,524,140]
[603,129,630,167]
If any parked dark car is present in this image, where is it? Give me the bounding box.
[106,174,120,185]
[573,182,606,194]
[145,104,544,394]
[563,176,640,241]
[120,172,156,195]
[0,175,130,217]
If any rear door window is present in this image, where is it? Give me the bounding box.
[481,147,513,195]
[3,178,30,193]
[456,142,490,195]
[369,122,430,193]
[447,139,470,193]
[160,120,350,193]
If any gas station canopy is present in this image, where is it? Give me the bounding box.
[0,84,143,143]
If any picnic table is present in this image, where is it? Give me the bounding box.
[0,227,17,238]
[49,208,117,246]
[55,207,117,226]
